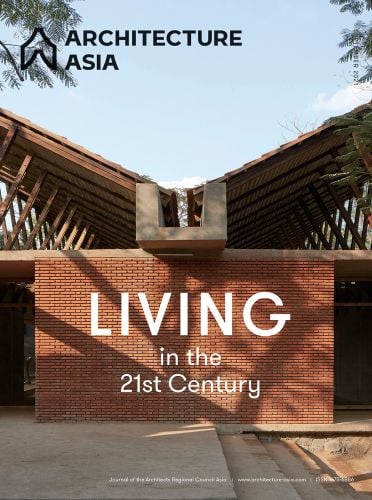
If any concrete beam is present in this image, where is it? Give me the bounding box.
[0,249,371,281]
[136,183,227,251]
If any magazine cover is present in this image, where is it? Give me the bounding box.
[0,1,371,499]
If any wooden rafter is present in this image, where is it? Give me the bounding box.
[23,185,59,250]
[52,206,77,250]
[0,126,17,163]
[75,223,90,250]
[0,188,8,245]
[40,197,71,250]
[343,198,353,247]
[293,210,318,249]
[5,171,47,250]
[27,213,37,249]
[308,185,349,250]
[0,154,32,226]
[298,197,331,249]
[324,182,366,249]
[16,194,28,246]
[330,151,372,230]
[7,193,19,250]
[287,216,306,249]
[85,233,96,249]
[63,215,83,250]
[92,238,101,249]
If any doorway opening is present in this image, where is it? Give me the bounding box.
[0,282,34,405]
[335,280,372,408]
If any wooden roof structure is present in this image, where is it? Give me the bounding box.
[189,102,372,250]
[0,108,178,250]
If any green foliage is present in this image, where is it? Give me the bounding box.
[330,0,372,82]
[174,188,188,227]
[0,0,82,89]
[330,0,372,15]
[323,108,372,207]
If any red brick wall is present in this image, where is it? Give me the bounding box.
[35,258,334,423]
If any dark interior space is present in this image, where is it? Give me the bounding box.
[0,282,34,405]
[335,281,372,405]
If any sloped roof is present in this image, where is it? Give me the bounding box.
[189,102,372,249]
[0,108,178,249]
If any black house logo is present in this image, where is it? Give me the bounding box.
[20,28,57,71]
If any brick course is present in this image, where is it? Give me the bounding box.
[35,258,334,423]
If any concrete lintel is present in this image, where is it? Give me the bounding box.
[0,249,371,261]
[0,249,371,281]
[136,183,227,250]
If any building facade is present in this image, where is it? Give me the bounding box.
[0,105,371,423]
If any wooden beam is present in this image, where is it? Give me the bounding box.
[23,186,59,250]
[5,171,47,250]
[293,209,318,249]
[75,223,91,250]
[308,185,349,249]
[298,197,331,249]
[0,126,17,163]
[0,168,135,249]
[42,222,49,241]
[0,187,8,246]
[35,208,43,247]
[0,154,32,226]
[50,226,55,248]
[343,198,353,247]
[40,197,71,250]
[9,126,138,192]
[7,194,19,250]
[279,227,296,249]
[92,237,101,249]
[26,213,37,249]
[63,215,83,250]
[16,194,28,246]
[287,216,306,249]
[85,233,96,249]
[52,206,77,250]
[276,230,287,249]
[352,204,362,249]
[324,182,366,249]
[328,212,337,248]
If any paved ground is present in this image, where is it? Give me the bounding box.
[0,407,235,500]
[1,407,372,500]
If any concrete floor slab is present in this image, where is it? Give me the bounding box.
[0,407,236,500]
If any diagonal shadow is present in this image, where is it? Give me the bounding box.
[35,252,334,424]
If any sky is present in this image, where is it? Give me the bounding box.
[1,0,371,188]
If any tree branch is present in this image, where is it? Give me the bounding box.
[0,40,24,82]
